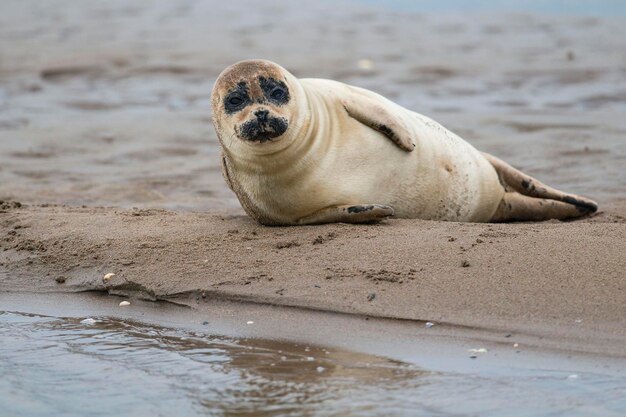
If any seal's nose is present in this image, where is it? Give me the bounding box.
[255,109,269,123]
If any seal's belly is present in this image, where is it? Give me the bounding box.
[301,114,504,222]
[235,112,503,224]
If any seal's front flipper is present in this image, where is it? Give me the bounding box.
[482,152,598,220]
[341,94,415,152]
[297,204,394,225]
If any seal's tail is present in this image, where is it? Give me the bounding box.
[482,152,598,221]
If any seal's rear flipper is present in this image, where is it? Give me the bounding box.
[341,93,415,152]
[482,152,598,220]
[491,192,593,222]
[297,204,394,225]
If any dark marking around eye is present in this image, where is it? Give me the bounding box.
[224,81,252,114]
[259,76,290,105]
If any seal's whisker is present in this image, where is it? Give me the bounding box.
[227,131,237,149]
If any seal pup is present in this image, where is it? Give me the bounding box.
[211,59,598,225]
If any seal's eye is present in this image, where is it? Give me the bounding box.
[227,95,244,107]
[270,87,285,100]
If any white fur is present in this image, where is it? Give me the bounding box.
[213,62,505,224]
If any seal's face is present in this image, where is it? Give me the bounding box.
[212,60,298,148]
[225,76,289,143]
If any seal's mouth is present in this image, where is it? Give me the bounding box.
[237,113,288,143]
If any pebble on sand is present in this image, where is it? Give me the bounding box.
[103,272,116,282]
[119,301,130,307]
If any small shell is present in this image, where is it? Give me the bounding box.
[119,301,130,307]
[103,273,116,282]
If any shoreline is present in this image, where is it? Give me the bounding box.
[2,291,625,377]
[2,203,625,358]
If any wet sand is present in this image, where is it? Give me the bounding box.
[4,293,625,416]
[4,291,626,375]
[1,0,626,360]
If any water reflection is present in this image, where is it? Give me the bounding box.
[0,311,426,417]
[1,311,625,417]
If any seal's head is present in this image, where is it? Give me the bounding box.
[211,60,305,154]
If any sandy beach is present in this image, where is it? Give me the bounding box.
[1,0,626,362]
[1,202,625,357]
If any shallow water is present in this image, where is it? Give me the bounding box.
[1,311,625,417]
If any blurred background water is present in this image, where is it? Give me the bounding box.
[1,0,624,211]
[360,0,626,16]
[1,1,626,415]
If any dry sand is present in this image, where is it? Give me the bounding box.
[1,0,626,357]
[1,202,625,356]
